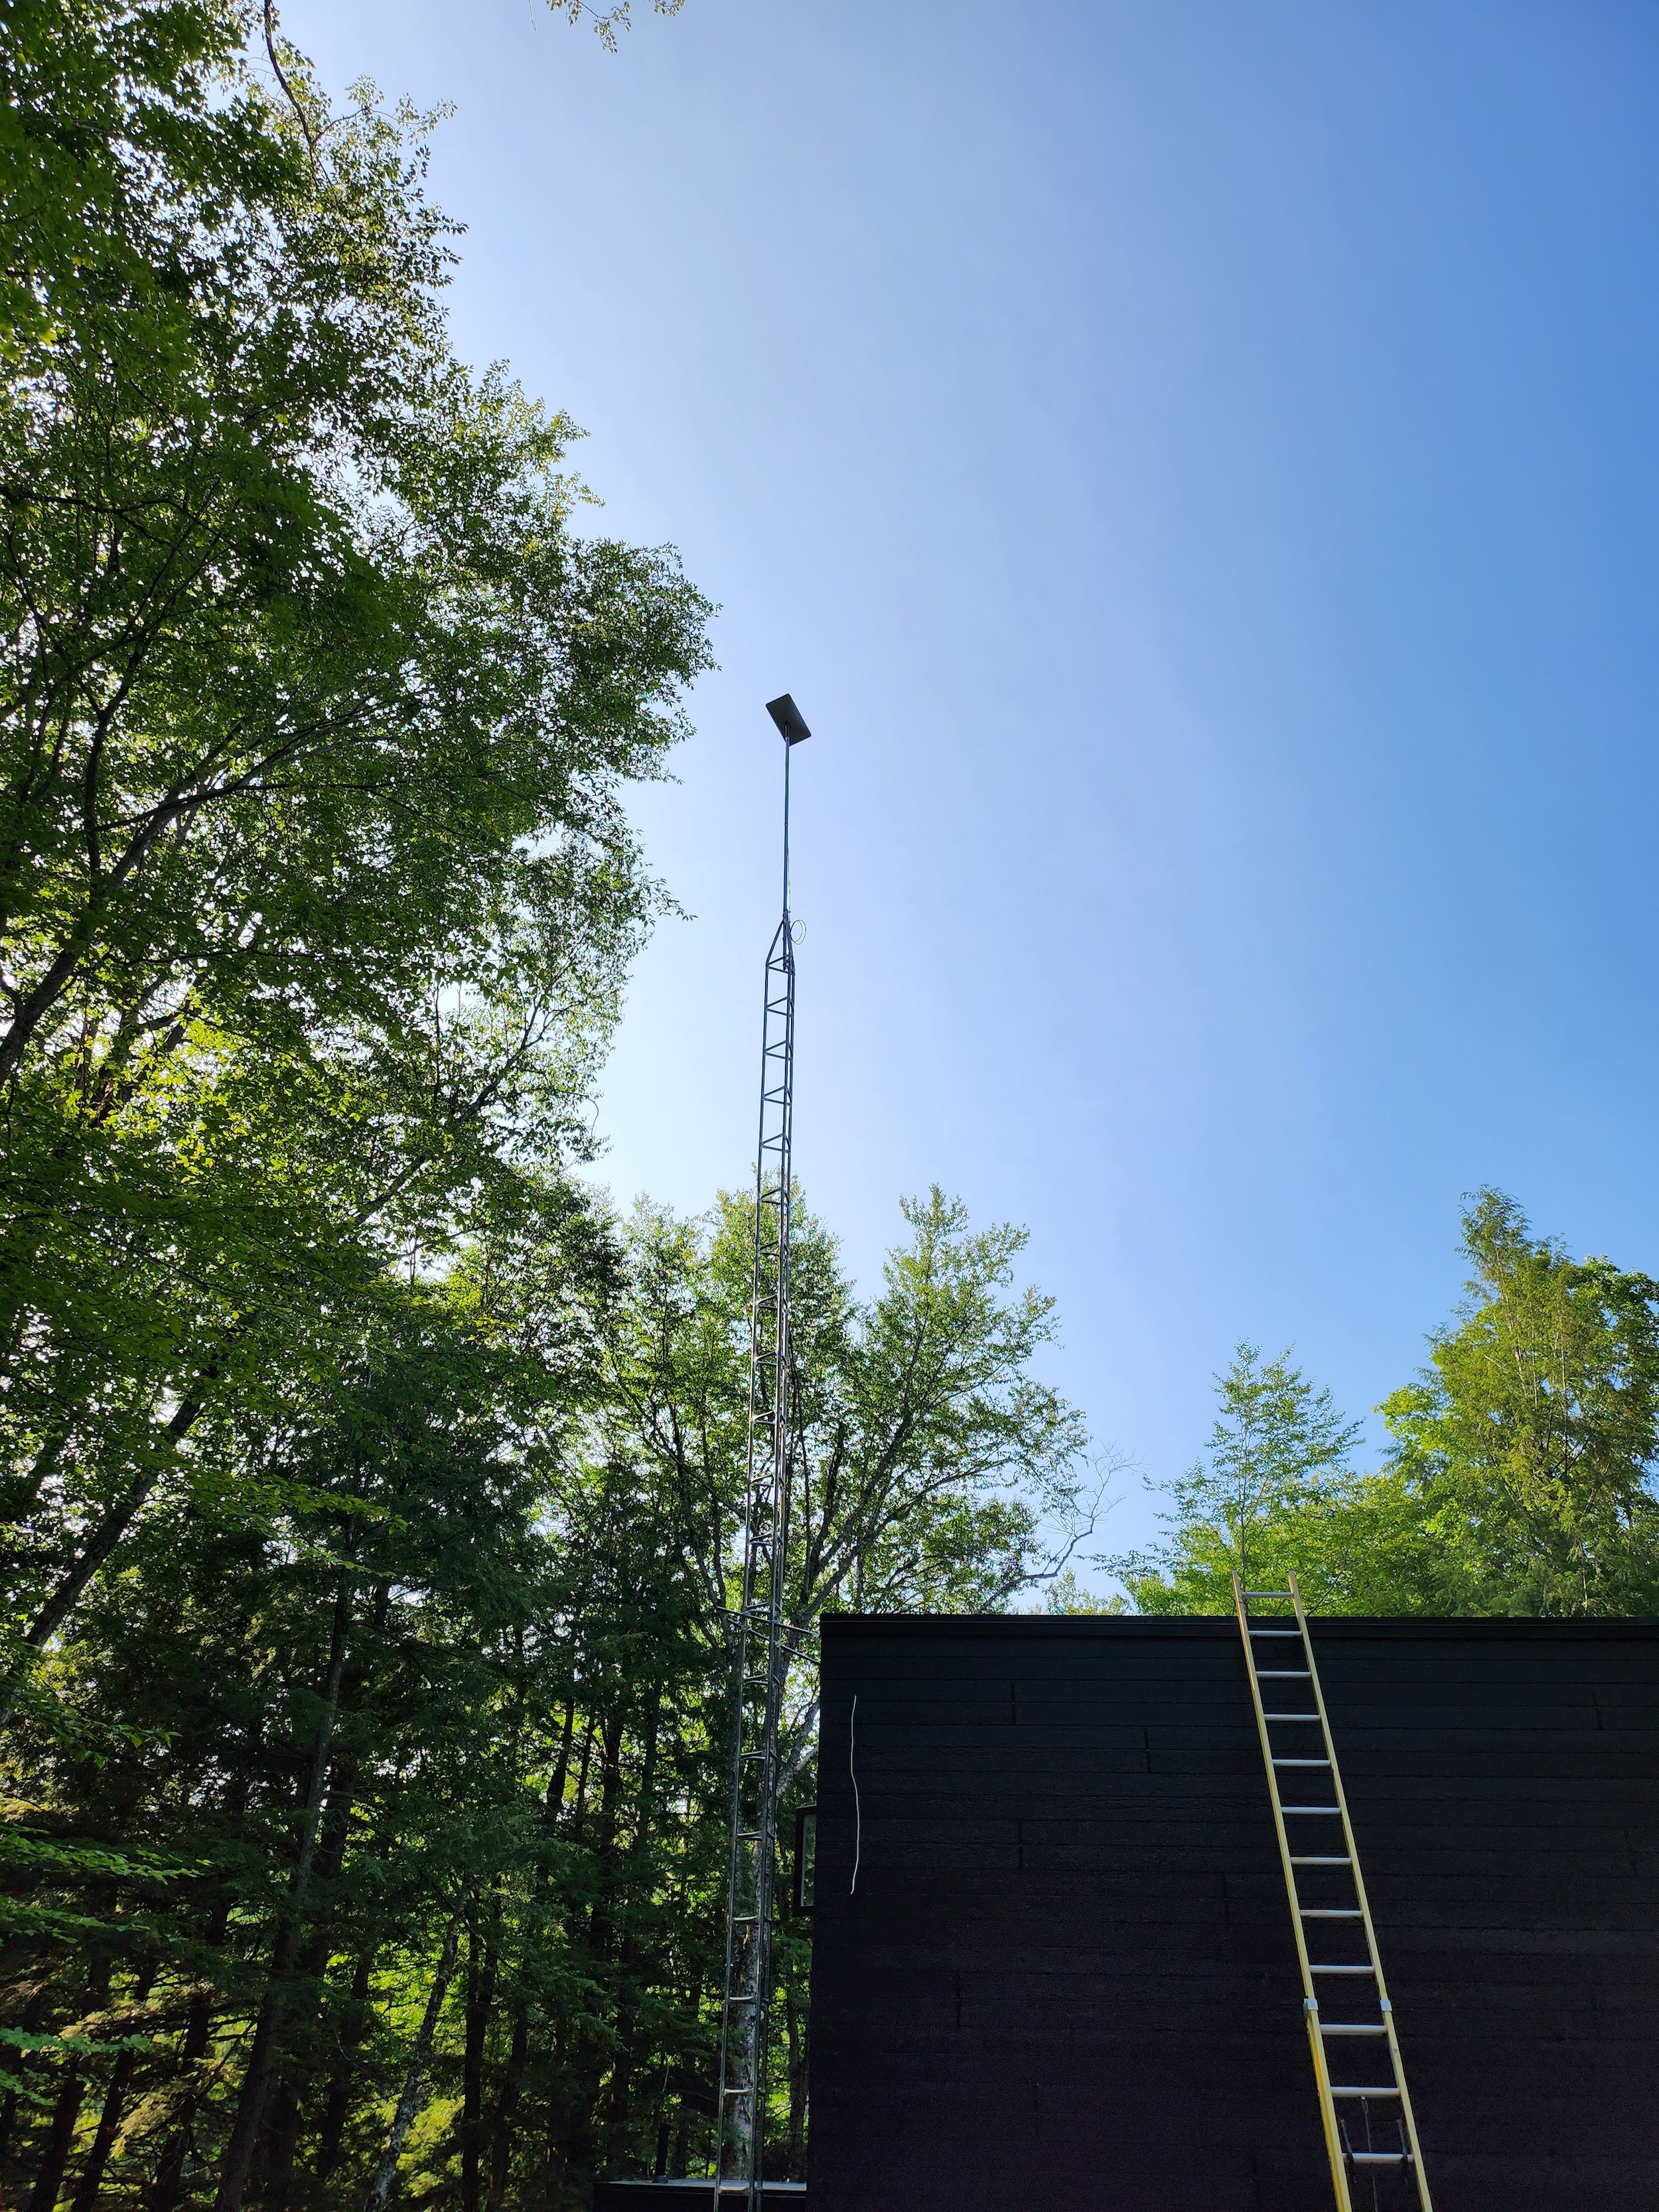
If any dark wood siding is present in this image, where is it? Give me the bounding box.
[808,1615,1659,2211]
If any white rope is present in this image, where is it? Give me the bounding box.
[849,1693,861,1894]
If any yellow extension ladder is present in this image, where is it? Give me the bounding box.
[1233,1572,1434,2212]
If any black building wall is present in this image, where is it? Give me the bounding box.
[808,1613,1659,2211]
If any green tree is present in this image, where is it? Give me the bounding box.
[603,1183,1098,1619]
[0,0,712,1702]
[553,0,687,51]
[1116,1196,1659,1622]
[1379,1188,1659,1616]
[1111,1343,1363,1611]
[599,1183,1102,1818]
[0,1179,1094,2209]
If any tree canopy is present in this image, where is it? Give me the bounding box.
[0,0,713,1719]
[1115,1190,1659,1621]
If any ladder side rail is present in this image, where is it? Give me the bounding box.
[1234,1576,1353,2212]
[1287,1573,1434,2212]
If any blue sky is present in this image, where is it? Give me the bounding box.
[296,0,1659,1581]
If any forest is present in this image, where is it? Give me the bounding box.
[5,3,1659,2209]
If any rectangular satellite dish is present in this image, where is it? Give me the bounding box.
[766,693,812,744]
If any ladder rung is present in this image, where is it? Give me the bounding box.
[1239,1590,1425,2187]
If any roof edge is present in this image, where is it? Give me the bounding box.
[816,1611,1659,1640]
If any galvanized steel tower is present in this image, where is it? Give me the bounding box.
[712,692,811,2209]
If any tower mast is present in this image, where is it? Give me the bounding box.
[713,692,811,2209]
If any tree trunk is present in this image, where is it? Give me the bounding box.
[253,2075,303,2208]
[250,1757,360,2202]
[149,1961,224,2212]
[568,1713,595,1844]
[25,2068,84,2212]
[68,1964,158,2212]
[565,1714,625,2195]
[537,1710,597,2201]
[484,2005,528,2212]
[26,1956,112,2212]
[213,1585,351,2212]
[315,1953,374,2183]
[545,1701,575,1821]
[539,2072,568,2212]
[670,2101,689,2180]
[461,1886,501,2212]
[602,1697,661,2177]
[784,1980,807,2180]
[665,1972,701,2184]
[361,1895,467,2212]
[479,1702,571,2212]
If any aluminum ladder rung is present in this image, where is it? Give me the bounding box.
[1302,1909,1364,1919]
[1350,2152,1410,2166]
[1281,1804,1342,1814]
[1263,1711,1320,1720]
[1244,1590,1294,1599]
[1291,1854,1352,1866]
[1319,2023,1390,2036]
[1309,1964,1377,1975]
[1256,1668,1311,1677]
[1330,2085,1400,2097]
[1249,1627,1302,1637]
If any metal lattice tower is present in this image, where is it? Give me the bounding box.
[713,694,811,2209]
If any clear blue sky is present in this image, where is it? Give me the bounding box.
[295,0,1659,1580]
